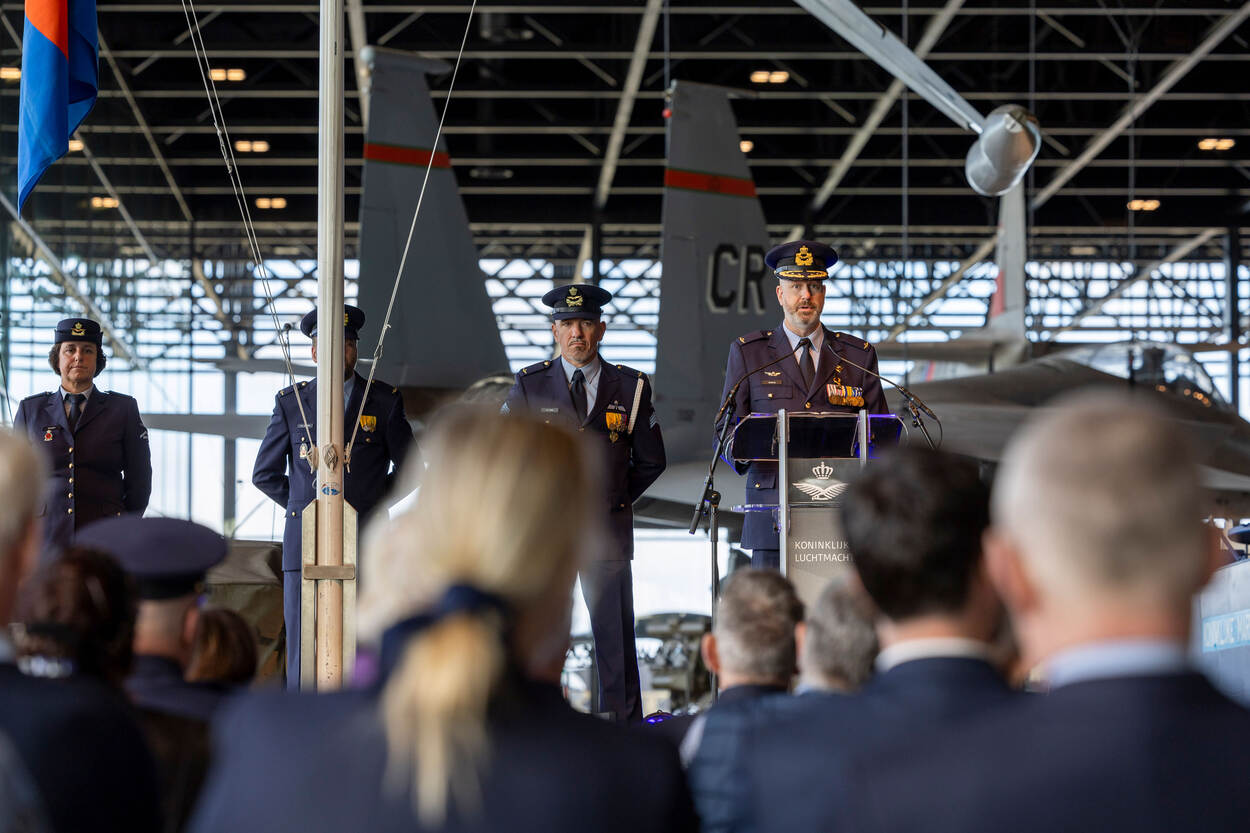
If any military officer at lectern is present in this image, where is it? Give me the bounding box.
[502,283,666,724]
[252,305,414,686]
[14,317,152,562]
[718,241,889,569]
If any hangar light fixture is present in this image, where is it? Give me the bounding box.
[235,140,270,153]
[210,68,247,82]
[0,67,19,80]
[255,197,287,209]
[740,140,754,153]
[1198,138,1235,151]
[750,70,789,84]
[90,196,119,209]
[67,139,84,152]
[1127,199,1160,212]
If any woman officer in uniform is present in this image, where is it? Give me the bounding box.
[14,318,152,561]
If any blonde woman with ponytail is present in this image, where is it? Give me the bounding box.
[190,408,697,833]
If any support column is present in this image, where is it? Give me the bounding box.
[1228,223,1242,413]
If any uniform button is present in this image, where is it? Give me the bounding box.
[618,503,625,509]
[805,403,812,409]
[754,483,761,488]
[578,428,584,432]
[68,446,73,453]
[68,477,74,484]
[68,463,74,469]
[768,393,774,399]
[67,508,73,515]
[67,493,73,499]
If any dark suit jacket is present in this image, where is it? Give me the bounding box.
[14,388,152,560]
[716,326,888,549]
[252,372,414,570]
[746,658,1016,833]
[843,671,1250,833]
[0,662,160,833]
[503,358,666,560]
[189,677,698,833]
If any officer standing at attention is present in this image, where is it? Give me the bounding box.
[252,304,414,686]
[502,283,666,724]
[717,241,888,569]
[14,317,152,561]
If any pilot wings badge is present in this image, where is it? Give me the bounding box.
[792,461,848,502]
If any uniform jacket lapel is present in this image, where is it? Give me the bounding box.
[814,326,844,397]
[546,359,579,418]
[73,389,108,433]
[768,328,808,392]
[586,361,622,428]
[41,393,71,436]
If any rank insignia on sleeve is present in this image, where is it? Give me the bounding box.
[360,415,377,432]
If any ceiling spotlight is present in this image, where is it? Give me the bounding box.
[0,67,19,80]
[768,70,789,84]
[1127,199,1160,211]
[739,140,754,153]
[1069,245,1097,256]
[1198,137,1235,151]
[67,139,84,152]
[210,67,246,82]
[90,196,119,209]
[255,197,288,209]
[750,70,770,84]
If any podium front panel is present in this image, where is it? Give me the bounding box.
[784,458,861,609]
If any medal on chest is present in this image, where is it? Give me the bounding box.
[605,409,625,443]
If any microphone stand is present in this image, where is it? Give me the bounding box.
[833,351,941,450]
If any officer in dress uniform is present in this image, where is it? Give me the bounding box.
[717,241,888,569]
[252,305,414,687]
[502,284,666,724]
[79,516,230,833]
[13,317,152,562]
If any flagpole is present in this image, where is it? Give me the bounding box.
[313,0,347,689]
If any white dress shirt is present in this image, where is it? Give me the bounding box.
[560,355,602,414]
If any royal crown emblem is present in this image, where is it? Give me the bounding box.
[70,321,86,336]
[794,462,846,502]
[811,461,834,480]
[795,246,814,267]
[566,286,584,307]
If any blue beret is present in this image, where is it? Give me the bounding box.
[78,517,226,600]
[765,240,838,281]
[54,318,103,347]
[541,284,613,321]
[301,305,365,341]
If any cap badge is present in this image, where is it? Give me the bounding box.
[795,246,814,267]
[566,286,584,307]
[344,313,350,326]
[70,321,86,337]
[359,415,377,433]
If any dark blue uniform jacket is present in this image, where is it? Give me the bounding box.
[716,326,888,550]
[188,676,698,833]
[252,372,414,570]
[14,388,152,560]
[838,671,1250,833]
[503,358,666,560]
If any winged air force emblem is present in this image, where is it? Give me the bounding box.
[793,461,849,502]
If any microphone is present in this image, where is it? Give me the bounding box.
[831,349,940,421]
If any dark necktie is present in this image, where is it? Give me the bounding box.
[66,393,86,431]
[798,337,815,390]
[570,369,588,423]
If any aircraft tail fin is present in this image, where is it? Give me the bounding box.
[653,81,776,460]
[355,47,508,388]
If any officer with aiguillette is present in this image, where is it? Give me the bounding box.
[717,241,888,569]
[502,283,666,724]
[252,305,414,687]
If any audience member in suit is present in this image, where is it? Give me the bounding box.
[679,570,803,833]
[0,428,160,833]
[794,574,877,695]
[80,517,230,833]
[13,547,136,688]
[190,408,696,833]
[840,393,1250,833]
[743,446,1016,833]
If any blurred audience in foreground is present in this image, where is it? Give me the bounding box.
[13,547,136,688]
[833,393,1250,833]
[190,408,696,833]
[186,608,259,687]
[742,445,1014,833]
[794,575,877,695]
[0,428,160,833]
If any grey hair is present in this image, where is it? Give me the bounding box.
[992,391,1206,603]
[713,569,804,683]
[799,576,878,692]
